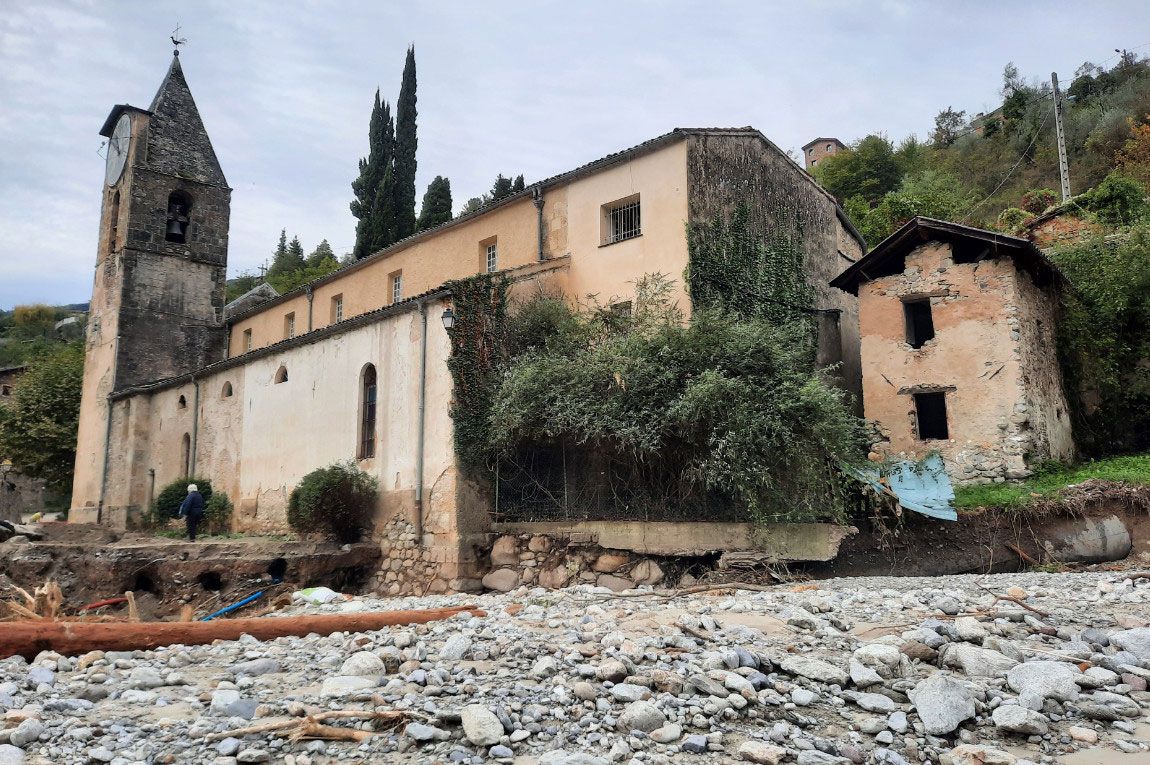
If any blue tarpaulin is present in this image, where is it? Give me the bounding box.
[848,453,958,521]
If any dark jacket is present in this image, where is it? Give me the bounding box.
[179,491,205,518]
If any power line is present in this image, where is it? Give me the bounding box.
[960,108,1052,224]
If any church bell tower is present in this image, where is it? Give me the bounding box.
[71,52,231,520]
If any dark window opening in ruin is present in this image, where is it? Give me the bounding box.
[0,386,9,397]
[274,366,288,384]
[108,190,121,252]
[904,299,935,349]
[222,381,233,398]
[267,557,287,583]
[359,364,377,459]
[951,239,991,263]
[178,394,187,409]
[197,571,224,591]
[914,392,949,440]
[165,191,192,244]
[132,571,157,594]
[181,433,191,477]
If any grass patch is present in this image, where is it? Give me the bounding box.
[953,453,1150,510]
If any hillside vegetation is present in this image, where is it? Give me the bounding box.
[815,52,1150,243]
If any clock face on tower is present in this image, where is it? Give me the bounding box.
[105,113,131,186]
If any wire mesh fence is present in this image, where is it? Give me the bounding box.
[491,445,750,524]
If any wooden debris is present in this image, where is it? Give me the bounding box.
[207,709,413,743]
[0,605,486,659]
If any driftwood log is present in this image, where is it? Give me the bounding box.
[0,605,484,659]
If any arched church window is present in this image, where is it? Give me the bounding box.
[274,366,288,384]
[165,191,193,244]
[222,381,233,398]
[359,364,377,459]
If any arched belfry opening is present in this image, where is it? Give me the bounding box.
[274,366,288,384]
[165,190,193,244]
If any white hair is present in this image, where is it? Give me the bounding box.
[187,484,198,492]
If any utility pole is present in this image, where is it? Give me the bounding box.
[1051,72,1072,201]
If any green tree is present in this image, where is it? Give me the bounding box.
[306,239,336,268]
[417,176,453,231]
[815,135,902,204]
[351,92,395,259]
[0,342,84,494]
[269,232,305,278]
[391,46,419,242]
[460,196,487,216]
[930,107,967,147]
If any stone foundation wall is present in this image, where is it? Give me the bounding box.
[478,533,671,593]
[368,515,483,596]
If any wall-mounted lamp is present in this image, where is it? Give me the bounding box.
[440,307,455,330]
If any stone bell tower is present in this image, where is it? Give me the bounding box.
[71,52,231,520]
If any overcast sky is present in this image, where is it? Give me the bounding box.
[1,1,1147,309]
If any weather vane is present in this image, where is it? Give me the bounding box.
[170,23,187,56]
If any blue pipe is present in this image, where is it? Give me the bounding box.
[201,590,265,622]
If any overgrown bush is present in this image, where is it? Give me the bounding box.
[147,477,213,527]
[997,207,1035,233]
[1081,171,1148,225]
[203,492,233,536]
[1051,224,1150,454]
[486,282,867,523]
[1020,188,1058,214]
[288,461,378,542]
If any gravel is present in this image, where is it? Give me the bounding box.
[1,570,1149,763]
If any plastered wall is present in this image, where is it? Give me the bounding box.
[860,241,1073,483]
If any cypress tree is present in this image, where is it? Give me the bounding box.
[391,46,418,242]
[351,92,395,259]
[490,174,514,201]
[267,229,290,278]
[512,174,525,193]
[417,176,453,231]
[306,239,336,267]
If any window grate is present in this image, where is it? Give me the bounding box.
[605,199,641,244]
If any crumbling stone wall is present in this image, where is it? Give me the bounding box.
[476,533,668,594]
[861,241,1072,484]
[685,132,864,400]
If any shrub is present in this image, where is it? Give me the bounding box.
[203,492,233,536]
[1082,171,1148,225]
[147,477,213,527]
[288,461,378,542]
[1020,188,1058,214]
[997,207,1035,233]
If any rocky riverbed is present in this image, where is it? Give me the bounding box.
[2,571,1150,764]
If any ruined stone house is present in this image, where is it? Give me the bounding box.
[831,217,1075,484]
[71,53,865,592]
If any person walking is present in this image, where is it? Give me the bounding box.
[178,484,205,542]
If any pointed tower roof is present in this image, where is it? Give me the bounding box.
[144,53,228,188]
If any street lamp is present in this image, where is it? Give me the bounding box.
[440,307,455,330]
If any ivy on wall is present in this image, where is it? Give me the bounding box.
[686,203,816,337]
[445,273,510,476]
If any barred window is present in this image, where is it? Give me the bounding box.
[284,312,296,339]
[486,242,498,273]
[243,329,252,353]
[331,294,344,323]
[359,364,377,459]
[602,195,641,245]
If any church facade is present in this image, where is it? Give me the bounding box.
[71,55,865,592]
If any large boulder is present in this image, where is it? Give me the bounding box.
[481,568,520,593]
[490,536,520,566]
[1006,661,1080,704]
[1111,628,1150,662]
[991,705,1049,735]
[461,705,503,746]
[941,644,1017,677]
[908,674,976,734]
[617,700,665,732]
[779,656,849,686]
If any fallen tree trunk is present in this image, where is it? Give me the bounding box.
[0,605,484,659]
